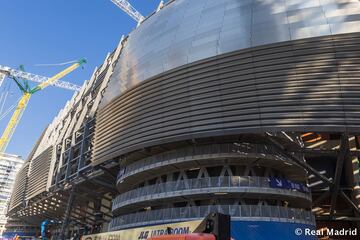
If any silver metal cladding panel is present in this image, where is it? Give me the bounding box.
[8,161,30,212]
[25,146,53,201]
[93,32,360,165]
[101,0,360,106]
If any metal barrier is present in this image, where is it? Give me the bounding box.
[117,143,294,182]
[113,176,311,210]
[109,205,315,231]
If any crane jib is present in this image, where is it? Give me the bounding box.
[0,59,86,154]
[0,63,83,91]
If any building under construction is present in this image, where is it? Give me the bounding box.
[0,153,23,237]
[4,0,360,239]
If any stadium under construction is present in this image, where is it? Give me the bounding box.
[3,0,360,239]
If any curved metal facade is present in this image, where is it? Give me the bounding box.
[94,32,360,165]
[7,0,360,236]
[92,0,360,233]
[101,0,360,107]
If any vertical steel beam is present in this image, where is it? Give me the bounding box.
[330,135,350,217]
[59,188,76,240]
[65,147,74,180]
[77,124,88,172]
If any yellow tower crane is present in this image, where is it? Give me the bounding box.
[0,58,86,153]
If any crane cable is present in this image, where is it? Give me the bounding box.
[0,79,9,107]
[33,60,79,67]
[0,92,4,112]
[0,91,9,116]
[0,97,21,122]
[0,78,13,116]
[0,60,80,121]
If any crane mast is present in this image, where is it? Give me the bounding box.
[0,93,31,153]
[110,0,144,23]
[0,65,81,91]
[0,59,86,153]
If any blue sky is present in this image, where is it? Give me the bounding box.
[0,0,161,159]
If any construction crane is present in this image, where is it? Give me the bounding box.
[0,65,81,91]
[0,58,86,153]
[110,0,145,23]
[0,73,5,87]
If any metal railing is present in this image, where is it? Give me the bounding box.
[118,143,293,182]
[109,205,315,231]
[113,176,311,210]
